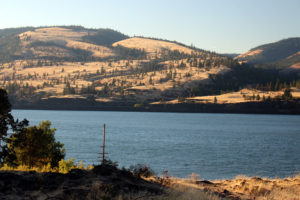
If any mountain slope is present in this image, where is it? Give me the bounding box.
[0,26,128,62]
[113,37,195,56]
[2,26,298,111]
[235,37,300,69]
[0,26,240,106]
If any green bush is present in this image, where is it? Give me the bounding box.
[58,158,76,173]
[6,121,65,168]
[134,103,143,108]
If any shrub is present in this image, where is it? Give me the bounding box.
[129,164,155,178]
[6,121,65,168]
[134,103,143,108]
[58,158,76,173]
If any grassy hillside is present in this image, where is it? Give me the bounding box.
[0,26,241,105]
[0,26,299,109]
[236,37,300,69]
[0,26,128,62]
[0,27,35,61]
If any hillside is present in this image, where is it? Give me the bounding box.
[0,26,240,106]
[0,26,299,111]
[1,165,299,200]
[0,26,128,62]
[113,37,196,58]
[235,37,300,69]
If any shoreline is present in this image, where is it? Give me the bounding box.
[12,100,300,115]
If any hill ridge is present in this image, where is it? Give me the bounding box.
[236,37,300,69]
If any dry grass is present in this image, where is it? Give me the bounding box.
[0,163,57,173]
[0,159,93,174]
[114,186,221,200]
[152,88,300,104]
[0,27,234,100]
[2,162,299,200]
[0,58,229,100]
[235,49,263,59]
[18,27,114,58]
[19,27,87,44]
[168,173,300,200]
[65,40,115,58]
[113,37,196,57]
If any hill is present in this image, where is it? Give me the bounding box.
[0,26,240,106]
[0,26,129,62]
[0,26,299,112]
[235,37,300,70]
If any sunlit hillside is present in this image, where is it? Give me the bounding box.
[235,37,300,70]
[0,26,238,105]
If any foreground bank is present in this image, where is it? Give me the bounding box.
[1,165,299,200]
[0,164,221,200]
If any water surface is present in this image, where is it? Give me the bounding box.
[12,110,300,179]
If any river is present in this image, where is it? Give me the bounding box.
[12,110,300,180]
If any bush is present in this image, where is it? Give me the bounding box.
[6,121,65,168]
[58,158,76,173]
[134,103,143,108]
[129,164,155,178]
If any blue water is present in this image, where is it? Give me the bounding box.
[12,110,300,180]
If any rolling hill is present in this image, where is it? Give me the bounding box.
[235,37,300,69]
[0,26,238,104]
[0,26,299,112]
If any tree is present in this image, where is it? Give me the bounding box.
[214,96,217,104]
[63,82,75,95]
[0,89,13,164]
[0,89,12,143]
[149,76,153,85]
[256,95,260,101]
[0,89,28,166]
[282,88,293,100]
[6,121,65,168]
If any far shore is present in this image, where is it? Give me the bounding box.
[12,98,300,115]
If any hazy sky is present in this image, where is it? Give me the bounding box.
[1,0,300,53]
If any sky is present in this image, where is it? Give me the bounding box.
[0,0,300,53]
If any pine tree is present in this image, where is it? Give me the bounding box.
[214,96,217,104]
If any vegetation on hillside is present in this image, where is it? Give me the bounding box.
[82,28,129,46]
[0,26,300,110]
